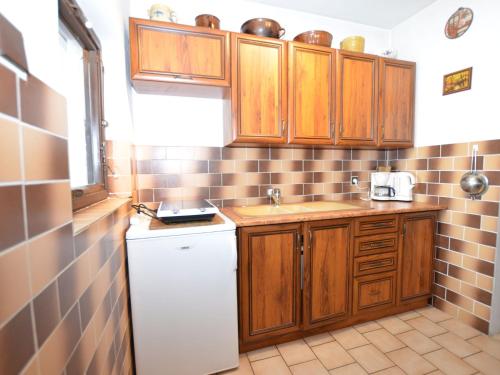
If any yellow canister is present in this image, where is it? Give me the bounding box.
[340,36,365,53]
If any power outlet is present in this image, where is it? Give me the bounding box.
[351,176,359,186]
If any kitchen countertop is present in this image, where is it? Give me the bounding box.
[221,200,445,227]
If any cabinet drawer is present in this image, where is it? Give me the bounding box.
[354,233,397,257]
[354,252,397,276]
[353,272,396,314]
[354,215,398,236]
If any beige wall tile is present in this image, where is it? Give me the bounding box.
[0,117,21,182]
[0,244,31,325]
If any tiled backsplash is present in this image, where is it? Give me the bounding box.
[106,144,389,207]
[389,140,499,333]
[106,139,499,334]
[0,65,133,374]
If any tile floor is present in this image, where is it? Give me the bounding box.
[221,306,500,375]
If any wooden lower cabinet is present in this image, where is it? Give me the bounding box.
[237,212,436,351]
[238,224,302,345]
[398,212,437,303]
[303,219,351,329]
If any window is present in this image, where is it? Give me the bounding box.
[58,0,107,210]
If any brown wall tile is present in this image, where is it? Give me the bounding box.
[454,156,483,171]
[58,253,91,315]
[449,238,477,257]
[460,283,492,306]
[446,289,473,311]
[33,281,61,346]
[0,305,35,375]
[23,126,69,180]
[464,227,497,247]
[246,147,270,160]
[20,74,67,136]
[0,185,25,252]
[28,223,74,296]
[441,142,468,157]
[451,212,481,229]
[0,64,18,118]
[448,265,475,285]
[457,309,489,334]
[0,118,21,182]
[25,183,72,238]
[38,303,81,375]
[462,255,494,277]
[416,145,440,158]
[428,157,453,170]
[475,139,500,155]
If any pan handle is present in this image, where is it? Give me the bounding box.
[279,28,286,38]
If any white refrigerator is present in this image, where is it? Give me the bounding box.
[126,214,239,375]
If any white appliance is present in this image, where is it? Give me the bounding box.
[126,212,239,375]
[370,172,416,201]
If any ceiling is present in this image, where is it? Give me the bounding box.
[248,0,438,28]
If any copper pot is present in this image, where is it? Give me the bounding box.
[240,18,285,38]
[195,14,220,29]
[294,30,333,47]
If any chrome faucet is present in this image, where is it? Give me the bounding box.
[267,187,281,206]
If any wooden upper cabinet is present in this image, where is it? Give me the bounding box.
[398,212,436,303]
[378,58,415,147]
[335,51,378,146]
[288,42,335,145]
[129,18,230,89]
[230,34,287,144]
[303,219,351,329]
[239,224,302,344]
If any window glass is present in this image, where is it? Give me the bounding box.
[59,22,90,188]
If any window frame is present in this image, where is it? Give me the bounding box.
[59,0,108,211]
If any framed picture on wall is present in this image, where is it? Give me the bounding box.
[443,67,472,95]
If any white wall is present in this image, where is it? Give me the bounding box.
[391,0,500,147]
[0,0,134,141]
[129,0,391,146]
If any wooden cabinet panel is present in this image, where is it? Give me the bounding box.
[353,272,396,314]
[239,224,301,343]
[378,59,415,147]
[288,43,335,145]
[303,219,351,329]
[354,252,397,276]
[335,51,378,146]
[399,213,436,303]
[129,18,229,87]
[231,34,287,144]
[354,215,398,236]
[354,233,398,257]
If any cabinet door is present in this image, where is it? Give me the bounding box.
[378,59,415,147]
[303,219,351,329]
[231,34,287,144]
[288,42,335,145]
[239,224,302,344]
[335,51,378,146]
[399,213,436,303]
[129,18,230,86]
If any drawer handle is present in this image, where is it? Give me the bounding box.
[368,240,390,248]
[366,259,392,268]
[369,221,392,228]
[369,289,381,296]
